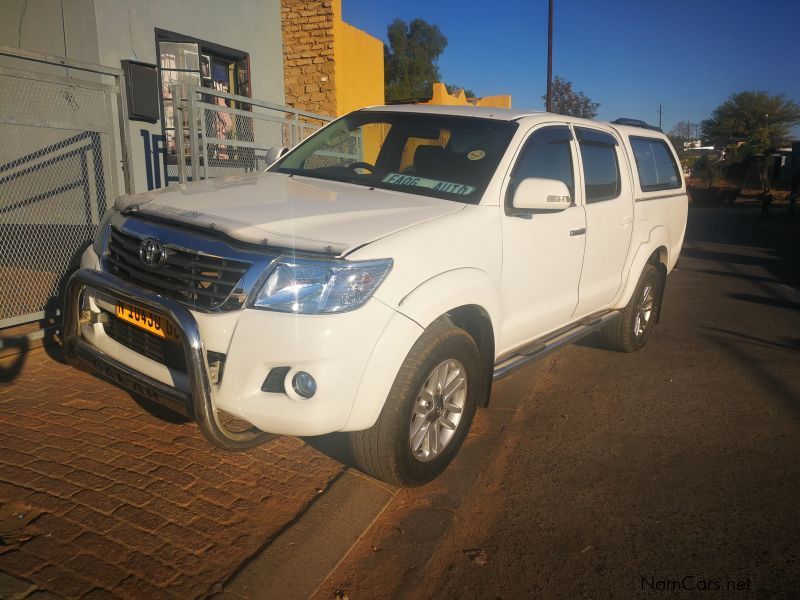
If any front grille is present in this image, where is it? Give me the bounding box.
[104,315,187,373]
[107,227,251,310]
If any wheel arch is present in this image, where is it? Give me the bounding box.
[618,226,670,309]
[444,305,495,408]
[647,246,669,322]
[395,268,500,409]
[345,269,501,430]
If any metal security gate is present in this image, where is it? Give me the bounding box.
[0,46,131,331]
[171,85,332,183]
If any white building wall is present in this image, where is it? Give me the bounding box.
[94,0,284,104]
[1,0,285,194]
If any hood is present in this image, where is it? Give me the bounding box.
[116,172,465,255]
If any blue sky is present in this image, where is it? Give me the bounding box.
[343,0,800,138]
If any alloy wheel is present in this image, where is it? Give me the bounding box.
[408,359,467,462]
[633,283,655,342]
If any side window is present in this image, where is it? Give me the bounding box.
[575,127,620,203]
[507,126,574,203]
[630,137,681,192]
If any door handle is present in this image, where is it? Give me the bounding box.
[570,227,586,236]
[620,216,633,226]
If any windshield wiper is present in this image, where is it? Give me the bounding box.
[277,168,376,188]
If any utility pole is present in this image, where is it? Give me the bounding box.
[546,0,553,112]
[658,104,663,130]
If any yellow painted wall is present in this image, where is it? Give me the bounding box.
[332,0,385,116]
[424,82,512,108]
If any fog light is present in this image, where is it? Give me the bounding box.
[292,371,316,398]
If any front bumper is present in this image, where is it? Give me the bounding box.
[63,266,418,447]
[63,268,273,449]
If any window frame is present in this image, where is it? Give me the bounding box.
[272,111,519,204]
[574,126,622,204]
[629,135,682,193]
[154,29,251,172]
[504,124,576,216]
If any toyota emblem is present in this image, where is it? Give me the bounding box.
[139,238,167,267]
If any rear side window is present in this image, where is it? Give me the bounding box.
[575,127,620,203]
[630,136,681,192]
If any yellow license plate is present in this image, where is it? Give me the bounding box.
[115,301,179,341]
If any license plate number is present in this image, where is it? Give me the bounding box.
[115,301,179,341]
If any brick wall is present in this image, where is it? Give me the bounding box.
[281,0,337,117]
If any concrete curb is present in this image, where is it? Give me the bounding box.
[221,470,396,599]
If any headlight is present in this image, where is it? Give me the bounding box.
[252,257,393,314]
[93,208,116,256]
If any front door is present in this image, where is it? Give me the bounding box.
[499,124,586,353]
[572,127,634,316]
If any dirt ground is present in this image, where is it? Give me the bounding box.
[316,205,800,599]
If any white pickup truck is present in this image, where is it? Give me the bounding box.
[64,105,687,486]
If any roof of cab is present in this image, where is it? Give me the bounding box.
[359,104,670,140]
[361,104,543,121]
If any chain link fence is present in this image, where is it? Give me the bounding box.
[0,48,129,331]
[172,85,332,183]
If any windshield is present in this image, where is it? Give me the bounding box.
[270,111,518,203]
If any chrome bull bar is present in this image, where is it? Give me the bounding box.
[63,269,272,450]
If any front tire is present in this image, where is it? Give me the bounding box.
[606,263,662,353]
[349,318,482,486]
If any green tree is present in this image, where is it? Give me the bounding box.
[384,19,447,101]
[700,91,800,148]
[544,76,599,119]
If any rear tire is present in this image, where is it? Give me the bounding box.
[349,318,482,486]
[606,264,662,353]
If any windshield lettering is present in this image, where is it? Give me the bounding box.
[381,173,475,196]
[384,174,421,186]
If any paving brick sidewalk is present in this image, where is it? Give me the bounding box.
[0,347,343,599]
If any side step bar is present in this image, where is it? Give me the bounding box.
[493,310,620,380]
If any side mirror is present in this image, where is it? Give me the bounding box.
[266,146,289,165]
[512,177,572,212]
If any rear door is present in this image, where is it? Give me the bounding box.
[573,127,634,316]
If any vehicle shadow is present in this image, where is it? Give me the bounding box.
[0,335,29,383]
[303,432,358,468]
[131,394,193,424]
[574,330,611,352]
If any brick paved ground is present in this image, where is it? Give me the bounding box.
[0,347,343,599]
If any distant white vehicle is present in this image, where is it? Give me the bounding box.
[63,106,688,486]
